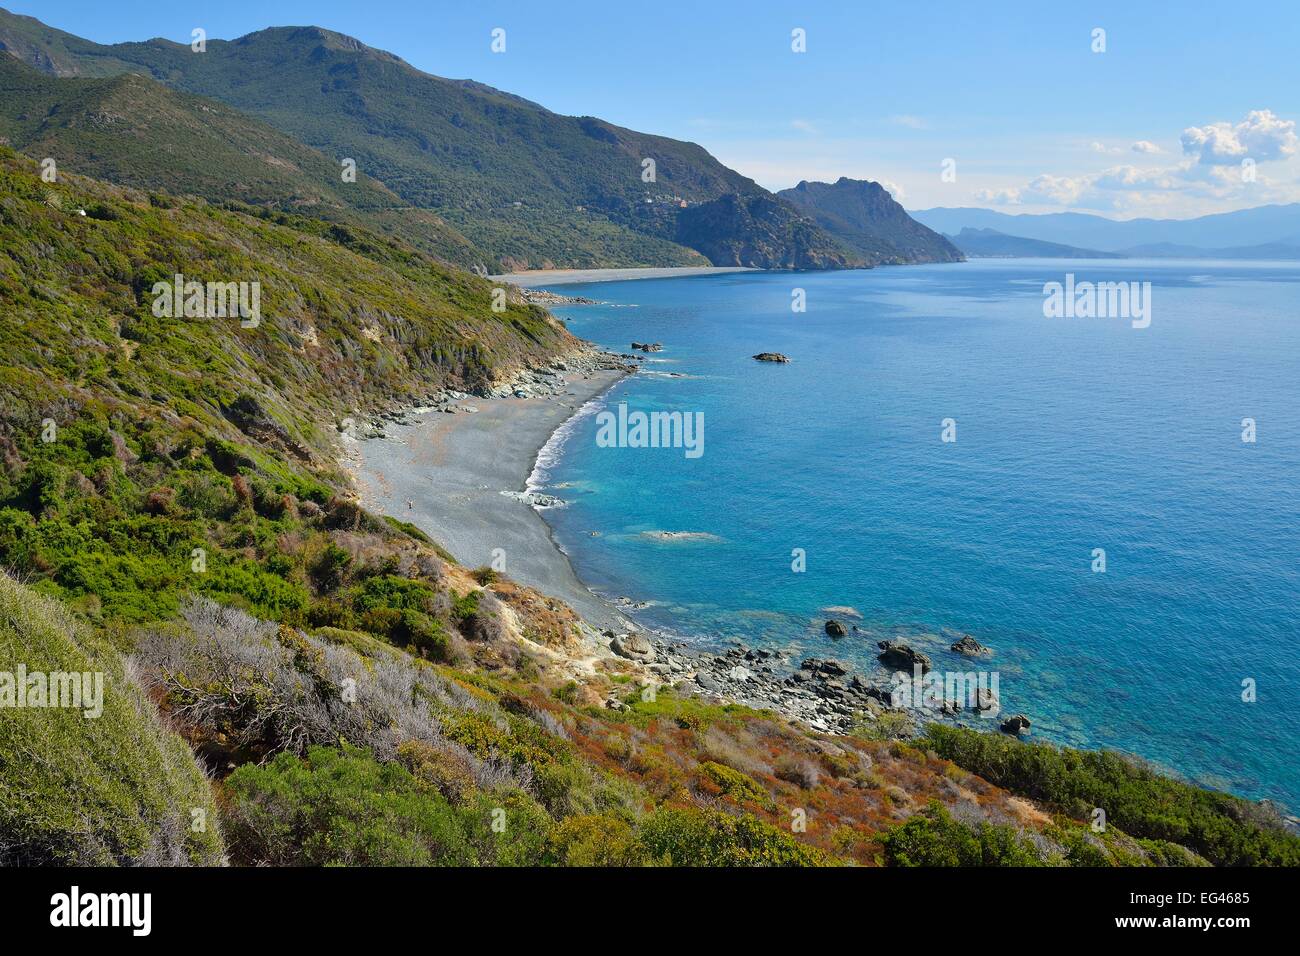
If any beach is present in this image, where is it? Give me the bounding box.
[347,364,632,633]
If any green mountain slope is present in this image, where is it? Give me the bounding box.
[777,178,963,265]
[0,53,483,269]
[676,193,857,269]
[0,146,574,469]
[0,11,849,271]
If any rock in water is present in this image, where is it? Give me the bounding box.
[950,633,991,656]
[825,619,847,638]
[877,640,932,673]
[752,352,790,363]
[1001,714,1031,736]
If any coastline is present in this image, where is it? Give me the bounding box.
[345,355,633,633]
[491,265,757,287]
[343,348,1006,738]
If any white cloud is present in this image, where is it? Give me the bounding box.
[790,118,817,134]
[1180,109,1297,165]
[980,109,1299,213]
[1091,141,1123,154]
[879,180,906,200]
[977,174,1089,206]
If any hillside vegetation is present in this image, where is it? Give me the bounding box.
[0,574,224,865]
[0,54,483,269]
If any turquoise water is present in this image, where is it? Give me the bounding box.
[538,260,1300,808]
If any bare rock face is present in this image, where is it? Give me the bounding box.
[610,632,655,662]
[752,352,790,363]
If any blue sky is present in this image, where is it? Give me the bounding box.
[11,0,1299,218]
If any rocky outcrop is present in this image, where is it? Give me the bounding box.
[631,342,662,353]
[1001,714,1031,736]
[675,192,858,270]
[752,352,790,363]
[777,177,964,265]
[877,641,932,673]
[824,619,847,638]
[950,633,991,656]
[800,658,847,677]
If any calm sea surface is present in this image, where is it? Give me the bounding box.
[538,259,1300,807]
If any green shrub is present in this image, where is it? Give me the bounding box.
[923,725,1300,866]
[223,744,477,866]
[880,802,1045,867]
[638,806,829,867]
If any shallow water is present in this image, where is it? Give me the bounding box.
[538,259,1300,808]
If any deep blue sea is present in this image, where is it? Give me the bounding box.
[537,259,1300,808]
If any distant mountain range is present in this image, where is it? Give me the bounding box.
[0,8,950,273]
[913,205,1300,259]
[945,227,1123,259]
[777,178,962,264]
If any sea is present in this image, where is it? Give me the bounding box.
[534,259,1300,809]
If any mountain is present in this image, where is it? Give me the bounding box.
[910,204,1300,255]
[947,227,1124,259]
[0,10,852,271]
[777,178,962,264]
[0,54,481,268]
[675,192,857,269]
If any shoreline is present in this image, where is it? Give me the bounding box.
[491,265,757,287]
[345,352,634,633]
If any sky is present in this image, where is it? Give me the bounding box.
[10,0,1300,219]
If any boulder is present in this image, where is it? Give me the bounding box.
[752,352,790,363]
[824,619,847,638]
[950,633,991,656]
[877,641,932,673]
[1001,714,1031,736]
[610,632,656,663]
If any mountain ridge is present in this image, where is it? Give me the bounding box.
[911,203,1300,255]
[0,9,862,271]
[777,177,962,265]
